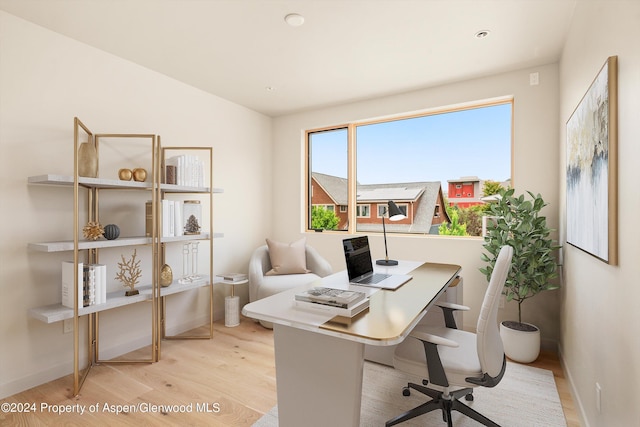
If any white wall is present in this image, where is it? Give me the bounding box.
[272,64,561,341]
[0,11,272,399]
[559,1,640,426]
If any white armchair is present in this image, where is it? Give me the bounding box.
[248,243,332,328]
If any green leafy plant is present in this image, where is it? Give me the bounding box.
[480,188,560,326]
[439,209,468,236]
[311,206,340,230]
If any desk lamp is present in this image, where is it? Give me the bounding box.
[376,200,406,266]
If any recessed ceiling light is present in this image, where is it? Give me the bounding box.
[475,30,490,39]
[265,86,275,92]
[285,13,305,27]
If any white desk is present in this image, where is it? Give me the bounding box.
[242,260,461,427]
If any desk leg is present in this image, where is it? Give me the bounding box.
[273,324,364,427]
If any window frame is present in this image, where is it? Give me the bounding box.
[305,98,514,236]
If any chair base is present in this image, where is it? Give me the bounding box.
[385,382,500,427]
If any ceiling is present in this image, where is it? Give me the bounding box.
[0,0,577,117]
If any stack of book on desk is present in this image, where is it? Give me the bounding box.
[294,287,369,317]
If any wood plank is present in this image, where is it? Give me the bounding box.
[0,319,578,426]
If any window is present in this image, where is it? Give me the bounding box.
[356,205,370,218]
[306,99,512,236]
[378,203,407,217]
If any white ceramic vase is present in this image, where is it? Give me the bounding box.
[500,321,540,363]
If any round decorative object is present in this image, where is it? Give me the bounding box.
[118,168,133,180]
[82,221,104,241]
[132,168,147,182]
[160,264,173,287]
[103,224,120,240]
[78,141,98,178]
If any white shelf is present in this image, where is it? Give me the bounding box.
[161,232,212,243]
[160,182,221,194]
[28,236,153,252]
[28,174,153,190]
[29,174,223,194]
[29,276,211,323]
[159,276,211,297]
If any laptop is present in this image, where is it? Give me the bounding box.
[342,236,412,290]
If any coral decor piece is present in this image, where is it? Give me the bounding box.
[83,221,105,241]
[115,249,142,296]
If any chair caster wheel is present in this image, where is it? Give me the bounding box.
[402,387,411,397]
[465,393,474,401]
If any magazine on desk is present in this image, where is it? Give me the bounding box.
[294,287,369,317]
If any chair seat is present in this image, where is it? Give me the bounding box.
[394,325,482,389]
[255,273,321,300]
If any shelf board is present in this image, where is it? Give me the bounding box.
[29,276,211,323]
[29,175,223,194]
[161,232,211,243]
[160,182,221,193]
[159,276,211,297]
[28,174,153,190]
[29,284,153,323]
[28,236,153,252]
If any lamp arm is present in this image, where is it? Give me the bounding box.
[382,213,389,261]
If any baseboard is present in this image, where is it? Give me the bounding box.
[558,344,589,427]
[0,314,213,400]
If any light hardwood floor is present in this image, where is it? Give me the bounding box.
[1,317,580,426]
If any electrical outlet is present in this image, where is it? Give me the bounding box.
[63,319,73,334]
[596,382,602,413]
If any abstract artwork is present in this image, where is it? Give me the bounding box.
[566,56,618,265]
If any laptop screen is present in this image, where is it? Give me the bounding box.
[343,236,374,280]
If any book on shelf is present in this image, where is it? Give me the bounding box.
[294,297,369,318]
[217,273,248,282]
[165,154,205,187]
[160,199,184,238]
[295,287,366,308]
[62,262,107,309]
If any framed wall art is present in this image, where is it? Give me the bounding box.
[566,56,618,265]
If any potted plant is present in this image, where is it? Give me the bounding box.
[480,188,560,363]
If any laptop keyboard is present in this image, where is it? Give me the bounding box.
[357,273,390,284]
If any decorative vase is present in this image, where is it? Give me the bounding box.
[132,168,147,182]
[103,224,120,240]
[78,141,98,178]
[118,168,133,180]
[160,264,173,287]
[500,321,541,363]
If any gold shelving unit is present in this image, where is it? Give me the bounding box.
[27,118,221,396]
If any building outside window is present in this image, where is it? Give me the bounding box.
[306,99,512,236]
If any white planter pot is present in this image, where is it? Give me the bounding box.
[500,321,540,363]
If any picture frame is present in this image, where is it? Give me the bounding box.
[566,56,618,265]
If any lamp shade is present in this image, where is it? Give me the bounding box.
[387,201,406,221]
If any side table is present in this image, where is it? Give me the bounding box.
[219,278,248,327]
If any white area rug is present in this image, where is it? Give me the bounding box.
[253,361,566,427]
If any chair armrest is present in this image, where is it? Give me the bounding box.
[409,330,459,348]
[305,245,333,277]
[409,329,458,387]
[435,301,470,312]
[435,301,469,329]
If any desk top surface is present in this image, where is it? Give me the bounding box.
[242,260,461,346]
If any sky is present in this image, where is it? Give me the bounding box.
[310,103,512,191]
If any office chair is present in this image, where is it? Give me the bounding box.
[387,245,513,427]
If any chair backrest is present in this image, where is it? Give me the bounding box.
[476,245,513,378]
